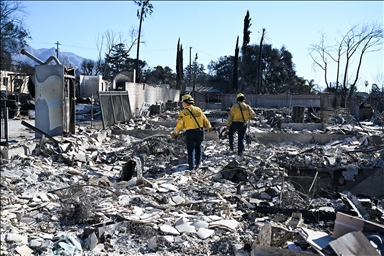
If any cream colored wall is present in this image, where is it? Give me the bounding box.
[124,82,180,115]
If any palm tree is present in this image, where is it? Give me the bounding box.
[306,79,319,94]
[295,78,318,94]
[134,0,153,83]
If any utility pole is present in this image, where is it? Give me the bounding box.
[55,41,60,58]
[193,53,198,99]
[189,47,192,92]
[257,28,266,94]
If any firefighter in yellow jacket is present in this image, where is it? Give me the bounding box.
[171,94,212,171]
[227,93,256,156]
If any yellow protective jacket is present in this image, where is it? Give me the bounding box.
[227,101,256,129]
[174,105,212,134]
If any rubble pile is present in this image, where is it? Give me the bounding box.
[1,109,384,255]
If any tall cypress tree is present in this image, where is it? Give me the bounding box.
[176,39,180,89]
[241,10,252,91]
[242,10,251,53]
[179,45,184,92]
[176,38,184,91]
[232,36,239,93]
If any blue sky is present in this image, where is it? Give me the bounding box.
[22,1,383,91]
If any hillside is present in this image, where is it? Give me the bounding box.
[13,45,92,69]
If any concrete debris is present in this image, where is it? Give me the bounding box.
[1,108,383,255]
[329,231,382,256]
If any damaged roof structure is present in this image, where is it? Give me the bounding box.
[1,49,383,255]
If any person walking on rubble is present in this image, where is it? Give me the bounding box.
[171,94,213,171]
[226,93,256,156]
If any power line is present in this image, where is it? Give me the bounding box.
[141,48,174,52]
[29,40,98,51]
[60,43,98,51]
[31,41,176,53]
[192,47,219,59]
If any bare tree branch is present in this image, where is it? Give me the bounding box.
[309,22,383,107]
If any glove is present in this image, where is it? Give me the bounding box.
[208,127,213,132]
[171,131,178,138]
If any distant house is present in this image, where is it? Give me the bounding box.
[185,86,223,110]
[0,70,30,94]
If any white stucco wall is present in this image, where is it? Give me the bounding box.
[124,82,180,115]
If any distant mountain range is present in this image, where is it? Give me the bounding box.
[13,45,91,69]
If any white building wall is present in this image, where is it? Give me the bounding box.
[79,75,105,100]
[124,82,180,115]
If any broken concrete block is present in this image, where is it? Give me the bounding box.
[15,245,33,256]
[6,233,28,244]
[197,228,215,239]
[329,231,380,256]
[160,222,180,235]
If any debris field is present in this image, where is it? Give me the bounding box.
[1,107,384,256]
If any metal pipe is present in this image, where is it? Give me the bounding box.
[91,95,94,128]
[21,120,60,146]
[20,48,44,65]
[20,48,62,65]
[43,56,61,65]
